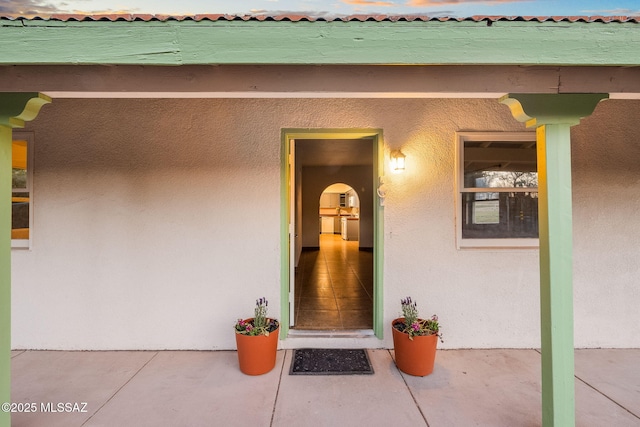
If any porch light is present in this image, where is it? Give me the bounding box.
[390,150,406,173]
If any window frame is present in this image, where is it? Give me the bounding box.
[11,131,34,250]
[455,131,539,249]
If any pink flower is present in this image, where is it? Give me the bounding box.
[411,322,420,331]
[245,324,253,332]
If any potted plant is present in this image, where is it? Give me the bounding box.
[391,296,443,376]
[234,297,280,375]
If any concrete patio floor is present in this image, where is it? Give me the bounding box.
[9,348,640,426]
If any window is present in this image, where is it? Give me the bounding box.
[11,132,33,249]
[456,132,538,248]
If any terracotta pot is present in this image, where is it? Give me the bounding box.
[391,318,438,376]
[235,318,279,375]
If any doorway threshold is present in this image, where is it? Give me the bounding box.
[288,329,375,339]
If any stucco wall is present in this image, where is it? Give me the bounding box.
[11,97,640,350]
[572,103,640,348]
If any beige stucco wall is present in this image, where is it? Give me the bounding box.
[572,103,640,347]
[11,97,640,350]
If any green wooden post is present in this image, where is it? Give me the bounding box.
[536,122,576,426]
[500,94,607,427]
[0,93,50,427]
[0,125,10,427]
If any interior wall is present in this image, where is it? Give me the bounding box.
[301,165,374,249]
[10,97,640,350]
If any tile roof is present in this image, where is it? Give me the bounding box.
[1,14,639,23]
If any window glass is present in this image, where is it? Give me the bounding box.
[463,140,537,188]
[461,192,539,239]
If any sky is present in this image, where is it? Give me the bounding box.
[1,0,639,18]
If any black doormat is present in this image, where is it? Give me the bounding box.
[290,348,374,375]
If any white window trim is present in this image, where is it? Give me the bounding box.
[455,131,539,250]
[11,131,34,250]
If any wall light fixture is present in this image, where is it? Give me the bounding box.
[390,150,406,173]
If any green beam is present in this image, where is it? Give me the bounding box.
[0,19,639,66]
[0,93,50,427]
[501,93,607,427]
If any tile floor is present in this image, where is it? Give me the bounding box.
[293,234,373,330]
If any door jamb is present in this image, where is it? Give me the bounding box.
[280,128,384,339]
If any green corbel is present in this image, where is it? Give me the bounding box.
[0,93,52,128]
[500,93,607,127]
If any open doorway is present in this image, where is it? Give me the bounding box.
[281,130,383,337]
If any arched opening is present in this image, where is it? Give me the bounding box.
[319,183,360,240]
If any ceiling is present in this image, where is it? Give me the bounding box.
[295,139,373,167]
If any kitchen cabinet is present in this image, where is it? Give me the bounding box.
[320,193,347,208]
[321,217,334,234]
[320,193,330,207]
[320,192,343,208]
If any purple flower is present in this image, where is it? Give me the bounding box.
[411,322,420,331]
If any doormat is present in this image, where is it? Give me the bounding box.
[290,348,374,375]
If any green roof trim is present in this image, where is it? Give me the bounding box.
[1,19,639,66]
